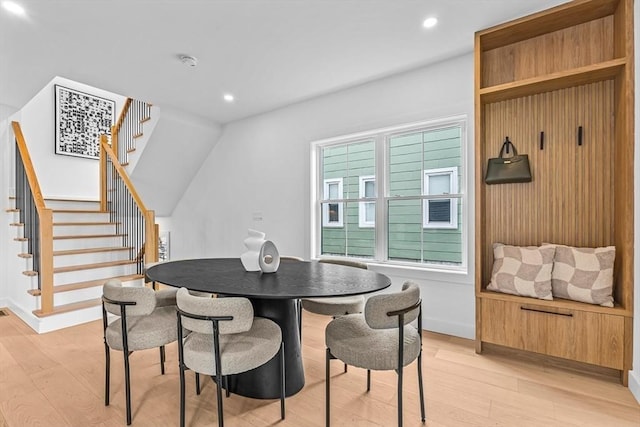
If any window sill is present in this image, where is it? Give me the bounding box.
[366,261,472,285]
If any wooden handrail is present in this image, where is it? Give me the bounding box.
[99,134,157,265]
[100,135,148,213]
[111,97,132,158]
[11,121,54,314]
[11,122,46,212]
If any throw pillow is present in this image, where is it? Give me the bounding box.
[487,243,555,300]
[550,245,615,307]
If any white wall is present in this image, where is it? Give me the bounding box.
[171,53,476,338]
[0,104,19,307]
[629,0,640,404]
[11,76,126,200]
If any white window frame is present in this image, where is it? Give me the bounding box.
[322,178,343,227]
[359,175,375,228]
[423,167,458,229]
[310,115,468,274]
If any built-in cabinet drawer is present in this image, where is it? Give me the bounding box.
[480,298,625,369]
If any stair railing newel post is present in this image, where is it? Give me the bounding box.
[11,121,54,315]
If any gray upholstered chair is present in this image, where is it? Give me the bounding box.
[325,281,425,427]
[176,287,285,427]
[101,279,178,425]
[302,258,367,371]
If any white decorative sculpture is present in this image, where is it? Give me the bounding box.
[240,229,266,272]
[259,240,280,273]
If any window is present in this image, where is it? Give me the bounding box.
[423,167,458,229]
[313,116,466,270]
[322,178,343,227]
[359,176,375,227]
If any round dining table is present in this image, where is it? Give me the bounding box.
[146,257,391,398]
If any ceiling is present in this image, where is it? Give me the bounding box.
[1,0,569,125]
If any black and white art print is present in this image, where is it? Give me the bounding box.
[54,85,115,159]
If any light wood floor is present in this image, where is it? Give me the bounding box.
[0,309,638,427]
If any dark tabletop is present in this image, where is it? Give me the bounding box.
[146,258,391,299]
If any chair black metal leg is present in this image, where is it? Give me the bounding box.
[196,372,201,395]
[366,369,371,392]
[123,349,132,425]
[397,366,403,427]
[297,299,302,340]
[344,363,348,373]
[417,353,425,423]
[224,376,230,397]
[325,348,331,427]
[104,344,110,406]
[160,345,166,375]
[215,374,224,427]
[280,342,286,419]
[179,364,186,427]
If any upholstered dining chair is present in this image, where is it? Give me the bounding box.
[176,287,285,427]
[302,258,367,371]
[102,279,179,425]
[325,281,425,427]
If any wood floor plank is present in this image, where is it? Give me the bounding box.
[0,310,637,427]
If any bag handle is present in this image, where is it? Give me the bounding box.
[499,137,518,158]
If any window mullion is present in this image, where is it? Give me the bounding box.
[376,134,387,263]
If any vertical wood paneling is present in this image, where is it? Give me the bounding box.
[481,81,615,285]
[482,16,615,88]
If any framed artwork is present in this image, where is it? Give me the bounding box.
[54,85,115,159]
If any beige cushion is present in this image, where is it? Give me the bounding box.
[182,317,281,376]
[550,245,615,307]
[487,243,555,300]
[106,305,178,351]
[301,296,364,316]
[325,314,420,371]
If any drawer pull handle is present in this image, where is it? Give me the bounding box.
[520,306,573,317]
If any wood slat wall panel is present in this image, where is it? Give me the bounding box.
[482,16,615,88]
[480,81,615,287]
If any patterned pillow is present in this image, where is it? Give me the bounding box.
[550,245,615,307]
[487,243,555,300]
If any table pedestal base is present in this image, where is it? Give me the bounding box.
[226,298,304,398]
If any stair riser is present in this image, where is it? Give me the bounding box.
[51,278,145,306]
[54,251,132,268]
[53,236,124,251]
[44,200,101,210]
[54,264,139,286]
[52,212,110,223]
[54,224,117,236]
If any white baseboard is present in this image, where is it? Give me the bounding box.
[0,298,9,309]
[629,370,640,404]
[3,297,101,334]
[423,316,475,340]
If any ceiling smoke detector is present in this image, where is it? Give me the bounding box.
[179,55,198,67]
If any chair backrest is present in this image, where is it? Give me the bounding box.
[364,281,420,329]
[103,279,157,316]
[176,287,253,335]
[319,258,368,269]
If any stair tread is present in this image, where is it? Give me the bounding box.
[5,208,19,212]
[54,259,138,274]
[54,247,132,256]
[14,237,28,241]
[54,234,125,240]
[18,253,32,258]
[53,209,109,213]
[127,147,136,153]
[44,197,99,203]
[53,222,117,226]
[133,132,143,138]
[28,274,144,296]
[33,299,102,318]
[140,117,151,123]
[10,222,23,226]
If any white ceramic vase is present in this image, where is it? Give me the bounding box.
[240,229,266,272]
[258,240,280,273]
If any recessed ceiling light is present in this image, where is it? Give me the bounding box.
[2,1,25,16]
[223,94,235,102]
[422,17,438,29]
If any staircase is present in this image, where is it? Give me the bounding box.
[6,96,158,333]
[6,198,145,330]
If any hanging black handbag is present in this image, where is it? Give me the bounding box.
[484,137,532,184]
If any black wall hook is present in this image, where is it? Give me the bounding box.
[578,126,583,146]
